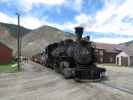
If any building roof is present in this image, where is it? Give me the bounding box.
[95,42,125,53]
[0,42,12,51]
[121,48,133,56]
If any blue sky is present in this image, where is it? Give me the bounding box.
[0,0,133,44]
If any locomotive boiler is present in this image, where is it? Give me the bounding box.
[42,27,106,81]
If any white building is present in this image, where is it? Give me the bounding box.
[116,49,133,66]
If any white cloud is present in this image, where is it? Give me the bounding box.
[62,0,83,13]
[87,0,133,35]
[60,13,94,32]
[0,12,45,29]
[0,12,68,30]
[63,22,76,31]
[23,0,65,5]
[0,12,16,24]
[75,13,96,30]
[17,0,84,12]
[0,0,9,3]
[60,13,95,32]
[21,16,44,29]
[74,0,83,12]
[60,0,133,43]
[21,0,65,11]
[75,13,91,25]
[65,0,133,36]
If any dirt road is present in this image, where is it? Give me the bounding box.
[0,61,133,100]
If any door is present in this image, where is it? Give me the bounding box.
[116,57,119,65]
[121,57,128,66]
[130,56,133,66]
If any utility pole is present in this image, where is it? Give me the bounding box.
[16,13,21,71]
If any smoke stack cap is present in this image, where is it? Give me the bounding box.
[75,26,84,41]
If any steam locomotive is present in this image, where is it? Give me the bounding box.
[39,27,106,81]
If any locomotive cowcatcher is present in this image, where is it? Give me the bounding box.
[41,26,106,81]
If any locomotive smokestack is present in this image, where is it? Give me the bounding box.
[86,36,90,41]
[75,26,84,41]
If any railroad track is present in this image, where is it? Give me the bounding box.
[99,82,133,95]
[79,76,133,96]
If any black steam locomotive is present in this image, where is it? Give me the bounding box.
[41,27,106,81]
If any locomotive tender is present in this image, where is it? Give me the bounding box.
[42,27,106,81]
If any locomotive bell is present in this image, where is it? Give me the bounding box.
[75,26,84,41]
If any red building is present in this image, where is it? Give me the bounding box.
[0,42,12,64]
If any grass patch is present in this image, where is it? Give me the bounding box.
[0,60,17,73]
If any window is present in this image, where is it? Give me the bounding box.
[99,50,103,55]
[100,57,103,63]
[110,57,113,63]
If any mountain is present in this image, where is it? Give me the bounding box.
[124,40,133,50]
[0,22,31,53]
[0,22,31,38]
[0,22,75,56]
[21,25,75,56]
[64,32,76,38]
[120,40,133,51]
[121,40,133,46]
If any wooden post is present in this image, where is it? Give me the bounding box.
[16,13,21,71]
